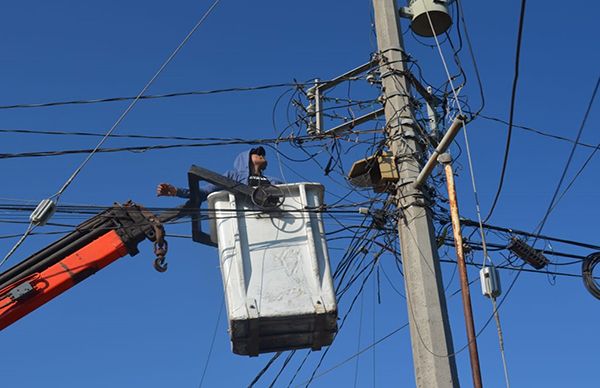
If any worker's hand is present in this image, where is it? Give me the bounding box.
[156,183,177,197]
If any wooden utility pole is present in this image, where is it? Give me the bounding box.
[371,0,459,386]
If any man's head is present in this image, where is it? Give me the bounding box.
[249,146,267,174]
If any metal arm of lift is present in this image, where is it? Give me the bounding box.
[0,201,167,331]
[167,165,282,247]
[0,165,281,331]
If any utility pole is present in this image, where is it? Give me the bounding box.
[440,153,483,388]
[371,1,460,386]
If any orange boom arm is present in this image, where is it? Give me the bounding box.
[0,202,168,331]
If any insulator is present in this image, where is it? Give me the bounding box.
[29,199,56,226]
[507,237,549,269]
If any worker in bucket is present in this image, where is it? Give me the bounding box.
[156,146,282,201]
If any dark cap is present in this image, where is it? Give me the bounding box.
[250,146,266,156]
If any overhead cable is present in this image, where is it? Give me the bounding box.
[422,3,492,267]
[483,0,527,222]
[0,0,222,269]
[292,323,409,387]
[540,76,600,220]
[479,114,600,150]
[0,83,303,110]
[532,76,599,239]
[53,0,222,201]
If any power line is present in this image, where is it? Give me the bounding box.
[0,84,304,110]
[479,114,600,150]
[459,218,600,251]
[0,0,222,268]
[53,0,222,201]
[484,0,527,222]
[538,76,600,223]
[198,298,225,388]
[0,129,382,160]
[532,76,599,239]
[292,323,409,387]
[0,128,280,141]
[455,0,485,118]
[247,352,282,388]
[439,257,590,280]
[0,79,372,112]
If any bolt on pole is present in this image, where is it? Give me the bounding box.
[371,0,459,386]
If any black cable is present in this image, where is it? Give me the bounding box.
[286,350,311,388]
[198,298,225,388]
[293,323,409,386]
[247,352,282,388]
[533,76,599,238]
[440,257,595,280]
[456,0,485,118]
[0,139,282,160]
[537,76,600,221]
[582,252,600,299]
[0,128,280,142]
[484,0,527,222]
[304,254,381,387]
[0,83,318,111]
[0,133,358,160]
[459,218,600,251]
[268,351,296,388]
[478,114,600,150]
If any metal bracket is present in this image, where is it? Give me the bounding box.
[185,165,283,247]
[8,282,35,301]
[245,298,260,356]
[312,299,327,351]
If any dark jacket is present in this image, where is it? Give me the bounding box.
[175,149,283,202]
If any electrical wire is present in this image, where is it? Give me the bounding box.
[0,224,36,269]
[291,323,409,387]
[388,10,517,373]
[248,352,282,388]
[532,76,600,236]
[0,129,382,160]
[484,0,527,222]
[0,83,309,111]
[455,0,485,118]
[582,252,600,299]
[422,3,491,267]
[268,351,296,388]
[198,297,225,388]
[478,114,600,150]
[54,0,222,201]
[0,0,222,269]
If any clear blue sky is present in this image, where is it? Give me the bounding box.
[1,1,599,387]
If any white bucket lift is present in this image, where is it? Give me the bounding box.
[208,183,338,356]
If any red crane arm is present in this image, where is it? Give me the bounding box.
[0,230,128,330]
[0,202,166,331]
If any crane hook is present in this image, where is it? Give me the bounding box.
[152,227,169,273]
[153,256,168,272]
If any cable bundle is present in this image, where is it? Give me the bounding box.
[582,252,600,300]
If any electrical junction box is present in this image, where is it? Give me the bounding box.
[480,266,501,298]
[207,183,338,356]
[348,152,398,193]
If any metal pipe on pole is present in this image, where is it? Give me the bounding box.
[439,153,483,388]
[371,0,459,386]
[414,114,466,188]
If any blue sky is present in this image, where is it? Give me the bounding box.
[1,1,599,387]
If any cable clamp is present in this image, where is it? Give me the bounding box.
[29,198,56,226]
